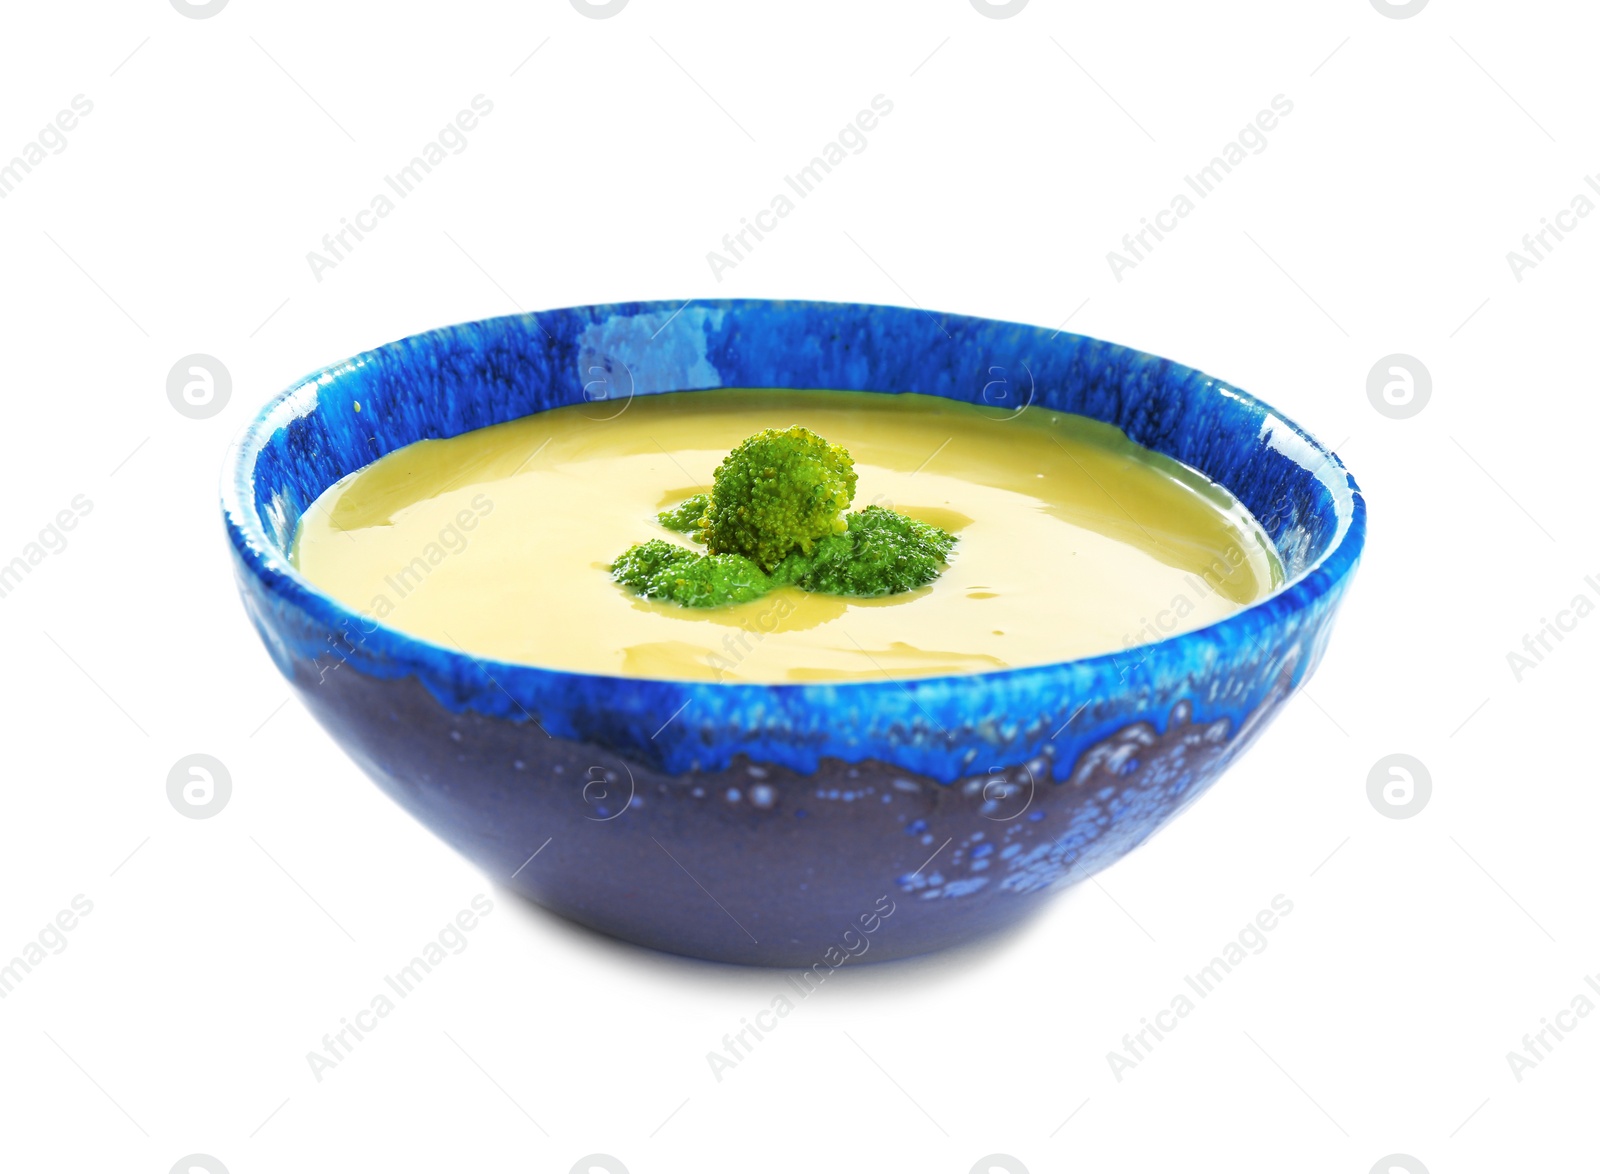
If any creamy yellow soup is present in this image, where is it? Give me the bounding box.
[292,389,1283,682]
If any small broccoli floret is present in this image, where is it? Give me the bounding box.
[611,539,770,608]
[768,530,852,587]
[702,426,857,572]
[793,505,956,597]
[657,494,710,535]
[612,429,956,609]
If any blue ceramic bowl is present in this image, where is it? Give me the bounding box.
[223,299,1364,966]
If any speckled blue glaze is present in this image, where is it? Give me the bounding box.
[223,300,1364,965]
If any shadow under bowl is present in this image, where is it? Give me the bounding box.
[222,299,1364,967]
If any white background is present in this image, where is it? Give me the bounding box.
[1,1,1595,1171]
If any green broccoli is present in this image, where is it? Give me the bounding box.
[794,506,957,597]
[657,494,710,534]
[610,539,771,608]
[611,427,955,609]
[702,426,857,572]
[768,530,852,587]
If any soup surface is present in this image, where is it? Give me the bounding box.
[292,389,1283,682]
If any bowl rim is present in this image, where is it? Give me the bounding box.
[222,297,1366,695]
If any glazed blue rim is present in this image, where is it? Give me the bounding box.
[222,299,1365,778]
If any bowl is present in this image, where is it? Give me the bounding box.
[223,299,1364,966]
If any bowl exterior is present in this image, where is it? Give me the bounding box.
[225,300,1364,966]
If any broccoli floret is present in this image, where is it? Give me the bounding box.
[611,539,770,608]
[769,530,852,587]
[657,494,710,535]
[702,426,857,572]
[612,429,956,609]
[793,505,956,597]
